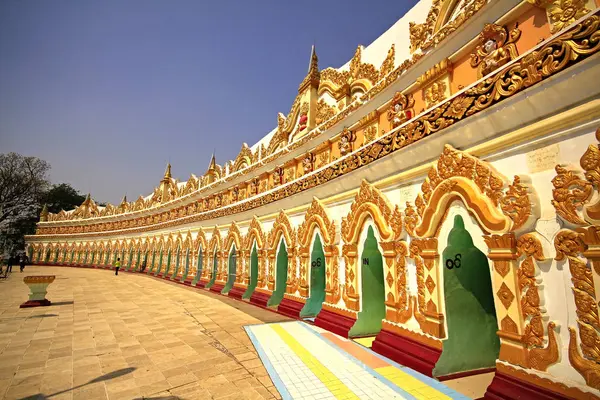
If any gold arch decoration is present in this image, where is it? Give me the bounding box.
[318,45,394,100]
[297,198,341,303]
[403,145,548,368]
[267,211,297,292]
[232,144,254,172]
[409,0,488,53]
[243,217,267,286]
[409,145,533,238]
[207,227,223,281]
[340,180,408,324]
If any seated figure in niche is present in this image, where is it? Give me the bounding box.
[470,23,521,79]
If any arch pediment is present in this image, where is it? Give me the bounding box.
[224,222,242,252]
[406,145,535,238]
[267,211,296,252]
[341,180,402,244]
[298,198,336,247]
[244,216,266,251]
[208,226,222,254]
[194,229,207,253]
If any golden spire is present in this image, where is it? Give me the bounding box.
[120,195,128,204]
[40,204,49,222]
[83,193,91,205]
[207,153,216,172]
[298,44,320,93]
[163,163,172,180]
[308,44,318,74]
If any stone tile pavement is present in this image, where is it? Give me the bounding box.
[0,266,290,400]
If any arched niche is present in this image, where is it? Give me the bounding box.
[266,211,297,293]
[297,198,340,304]
[241,216,267,297]
[405,145,552,372]
[341,180,405,324]
[205,227,222,287]
[193,229,207,281]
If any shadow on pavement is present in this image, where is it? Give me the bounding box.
[49,301,74,306]
[20,367,136,399]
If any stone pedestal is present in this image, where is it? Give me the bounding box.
[20,275,55,308]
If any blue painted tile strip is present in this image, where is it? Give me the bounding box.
[243,325,292,400]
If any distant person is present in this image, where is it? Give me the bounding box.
[115,258,121,275]
[140,260,147,273]
[7,256,13,273]
[19,256,25,273]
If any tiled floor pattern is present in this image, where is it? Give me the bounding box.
[246,322,472,400]
[0,266,291,400]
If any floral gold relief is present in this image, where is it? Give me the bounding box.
[527,0,592,33]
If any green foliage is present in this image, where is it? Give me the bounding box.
[0,152,92,259]
[43,183,87,214]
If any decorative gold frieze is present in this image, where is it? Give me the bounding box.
[35,15,600,239]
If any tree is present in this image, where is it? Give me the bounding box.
[44,183,87,214]
[0,153,50,258]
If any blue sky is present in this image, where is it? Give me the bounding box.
[0,0,418,205]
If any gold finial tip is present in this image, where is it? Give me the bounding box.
[164,163,172,179]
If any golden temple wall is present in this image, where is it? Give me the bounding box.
[26,1,600,398]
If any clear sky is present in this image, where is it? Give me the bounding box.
[0,0,418,205]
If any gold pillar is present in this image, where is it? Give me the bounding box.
[342,243,359,311]
[484,233,528,367]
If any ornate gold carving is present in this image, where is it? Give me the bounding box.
[417,59,452,88]
[528,0,591,33]
[415,145,531,237]
[379,44,395,78]
[316,100,337,126]
[470,23,521,79]
[501,315,519,334]
[302,153,314,175]
[317,151,330,168]
[556,228,600,370]
[552,165,593,224]
[553,128,600,225]
[497,282,515,309]
[409,0,442,52]
[424,81,447,109]
[363,126,377,143]
[341,180,402,243]
[498,362,599,399]
[387,92,415,129]
[569,326,600,390]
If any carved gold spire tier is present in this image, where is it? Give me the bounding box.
[39,204,49,222]
[298,45,320,94]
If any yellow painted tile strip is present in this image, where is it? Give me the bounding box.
[352,336,376,348]
[271,324,359,400]
[375,366,452,400]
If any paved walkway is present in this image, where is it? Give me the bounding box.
[246,322,469,400]
[0,266,289,400]
[0,266,488,400]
